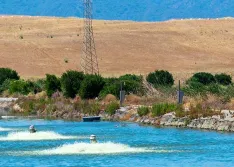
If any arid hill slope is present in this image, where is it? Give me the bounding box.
[0,16,234,80]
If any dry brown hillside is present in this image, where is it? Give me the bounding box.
[0,16,234,81]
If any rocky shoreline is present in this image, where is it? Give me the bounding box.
[111,107,234,132]
[3,101,234,132]
[34,105,234,132]
[0,98,18,116]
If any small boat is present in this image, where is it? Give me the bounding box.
[83,116,101,122]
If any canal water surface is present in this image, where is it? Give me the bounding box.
[0,119,234,167]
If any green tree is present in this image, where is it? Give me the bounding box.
[45,74,61,97]
[215,73,232,85]
[79,74,105,99]
[190,72,216,85]
[146,70,174,87]
[61,71,85,98]
[0,68,19,85]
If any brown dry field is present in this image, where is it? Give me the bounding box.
[0,16,234,82]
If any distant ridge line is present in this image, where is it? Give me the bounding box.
[0,15,234,23]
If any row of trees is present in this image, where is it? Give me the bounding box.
[146,70,232,87]
[0,68,144,99]
[45,71,145,99]
[146,70,233,100]
[0,68,233,99]
[45,72,105,99]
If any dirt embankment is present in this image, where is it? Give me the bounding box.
[0,16,234,81]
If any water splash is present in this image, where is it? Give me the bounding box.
[0,127,14,132]
[22,142,174,155]
[0,131,82,141]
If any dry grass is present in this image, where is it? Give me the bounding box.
[0,16,234,82]
[125,94,141,105]
[228,98,234,110]
[102,94,117,104]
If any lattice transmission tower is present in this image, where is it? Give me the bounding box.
[81,0,99,74]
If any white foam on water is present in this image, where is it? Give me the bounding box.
[25,142,173,155]
[0,131,82,141]
[0,127,14,132]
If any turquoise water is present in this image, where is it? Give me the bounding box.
[0,119,234,167]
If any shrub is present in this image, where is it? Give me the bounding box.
[187,103,221,119]
[99,84,119,98]
[119,74,144,95]
[45,74,61,97]
[101,80,144,97]
[64,58,69,63]
[79,74,105,99]
[119,74,143,82]
[0,79,11,93]
[226,85,234,97]
[156,86,177,98]
[137,106,150,116]
[152,103,164,116]
[175,109,186,118]
[6,78,45,96]
[105,101,119,115]
[100,76,144,98]
[182,81,207,96]
[184,77,232,98]
[146,70,174,87]
[103,78,119,87]
[61,71,84,98]
[207,83,223,95]
[77,100,100,115]
[33,79,46,93]
[152,103,177,117]
[0,68,19,86]
[188,103,204,119]
[215,73,232,85]
[19,99,36,115]
[87,102,101,115]
[190,72,216,85]
[175,104,185,117]
[122,80,144,95]
[8,80,31,95]
[35,98,49,112]
[23,79,46,94]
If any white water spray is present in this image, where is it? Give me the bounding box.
[0,127,14,132]
[0,131,83,141]
[24,142,173,155]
